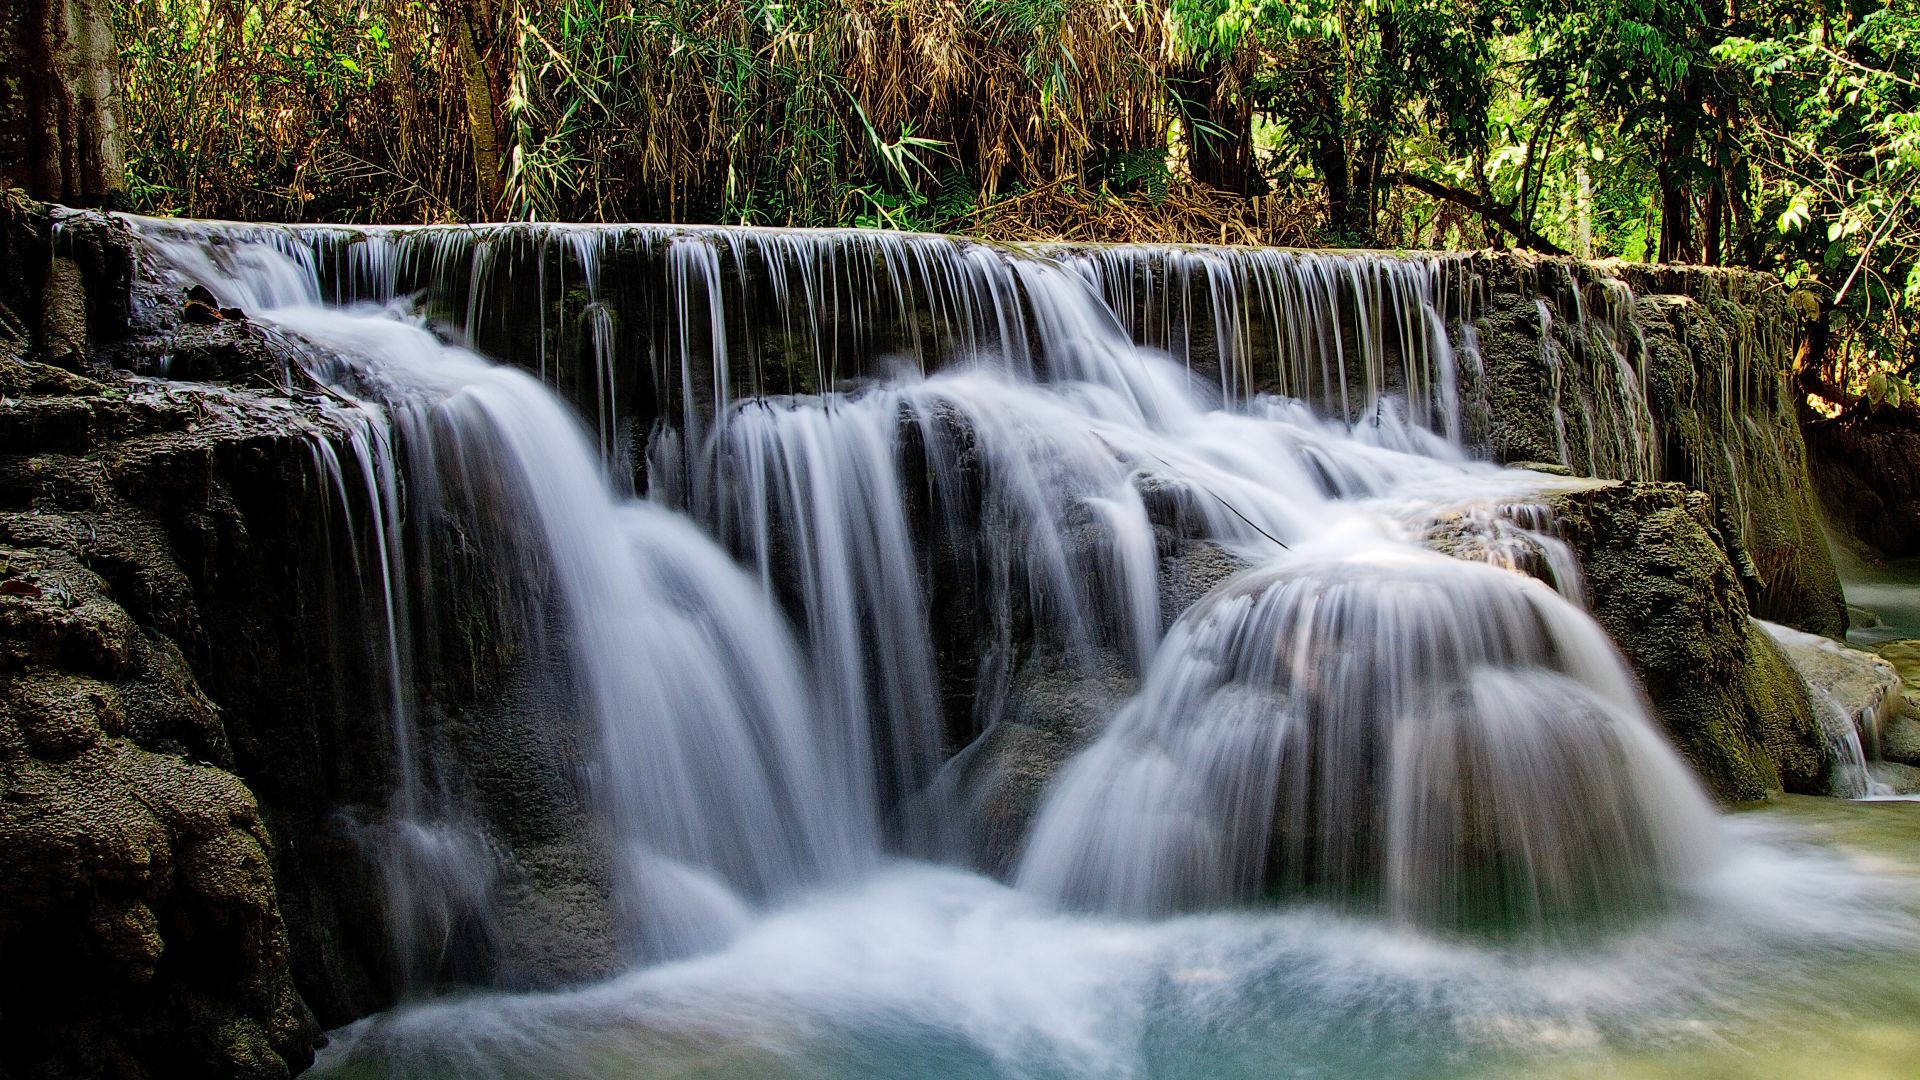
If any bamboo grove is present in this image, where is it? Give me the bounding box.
[113,0,1917,393]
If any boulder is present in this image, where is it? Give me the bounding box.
[1868,639,1920,768]
[936,539,1253,877]
[1760,622,1904,748]
[1883,715,1920,769]
[1867,761,1920,796]
[934,649,1136,877]
[1549,482,1830,801]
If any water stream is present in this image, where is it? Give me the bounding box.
[125,217,1918,1078]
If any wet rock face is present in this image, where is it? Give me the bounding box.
[0,200,665,1079]
[937,538,1253,876]
[1806,408,1920,560]
[936,648,1137,878]
[1550,482,1830,801]
[1764,625,1904,744]
[1463,255,1844,638]
[0,202,366,1078]
[0,374,332,1079]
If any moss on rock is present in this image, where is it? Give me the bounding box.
[0,199,335,1079]
[0,694,321,1079]
[1462,254,1844,638]
[1550,481,1830,801]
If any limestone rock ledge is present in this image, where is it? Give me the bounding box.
[0,364,332,1078]
[1,195,648,1079]
[1465,255,1844,637]
[0,195,358,1079]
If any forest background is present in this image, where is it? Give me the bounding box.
[109,0,1919,408]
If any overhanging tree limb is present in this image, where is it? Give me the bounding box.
[1397,171,1570,255]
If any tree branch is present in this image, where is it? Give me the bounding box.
[1396,171,1570,255]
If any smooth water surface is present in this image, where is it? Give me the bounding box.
[1839,551,1920,646]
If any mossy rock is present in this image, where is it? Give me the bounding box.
[933,648,1137,878]
[1551,482,1830,801]
[1464,255,1844,638]
[0,741,319,1079]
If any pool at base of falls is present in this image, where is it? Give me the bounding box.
[312,798,1920,1080]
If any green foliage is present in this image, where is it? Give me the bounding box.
[1718,1,1920,396]
[98,0,1920,385]
[1094,146,1173,205]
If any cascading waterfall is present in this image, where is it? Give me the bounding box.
[139,227,880,974]
[130,213,1710,942]
[113,214,1914,1078]
[122,222,1505,455]
[1016,545,1717,931]
[1056,244,1468,433]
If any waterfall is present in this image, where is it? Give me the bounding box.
[120,220,1680,481]
[138,227,880,979]
[126,214,1726,986]
[1015,546,1717,931]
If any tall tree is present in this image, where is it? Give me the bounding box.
[1522,0,1737,264]
[1173,0,1496,244]
[0,0,124,205]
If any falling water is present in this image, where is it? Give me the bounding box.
[1759,620,1899,799]
[116,215,1918,1078]
[139,226,879,976]
[1016,545,1717,931]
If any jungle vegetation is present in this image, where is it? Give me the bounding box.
[111,0,1917,402]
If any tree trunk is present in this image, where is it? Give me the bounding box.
[1397,171,1569,255]
[449,0,503,218]
[1175,57,1258,196]
[1656,159,1696,264]
[1303,69,1357,241]
[385,0,425,200]
[1354,15,1400,234]
[0,0,124,206]
[1574,162,1594,258]
[1794,301,1832,407]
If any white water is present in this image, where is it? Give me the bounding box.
[143,227,880,975]
[122,216,1916,1077]
[309,821,1914,1080]
[1016,549,1717,929]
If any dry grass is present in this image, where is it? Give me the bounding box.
[969,179,1321,247]
[115,0,1188,228]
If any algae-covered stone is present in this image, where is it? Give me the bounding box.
[1868,639,1920,766]
[1868,760,1920,795]
[1551,482,1830,800]
[1884,715,1920,768]
[931,648,1134,878]
[2,670,124,759]
[1629,282,1844,637]
[0,742,320,1080]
